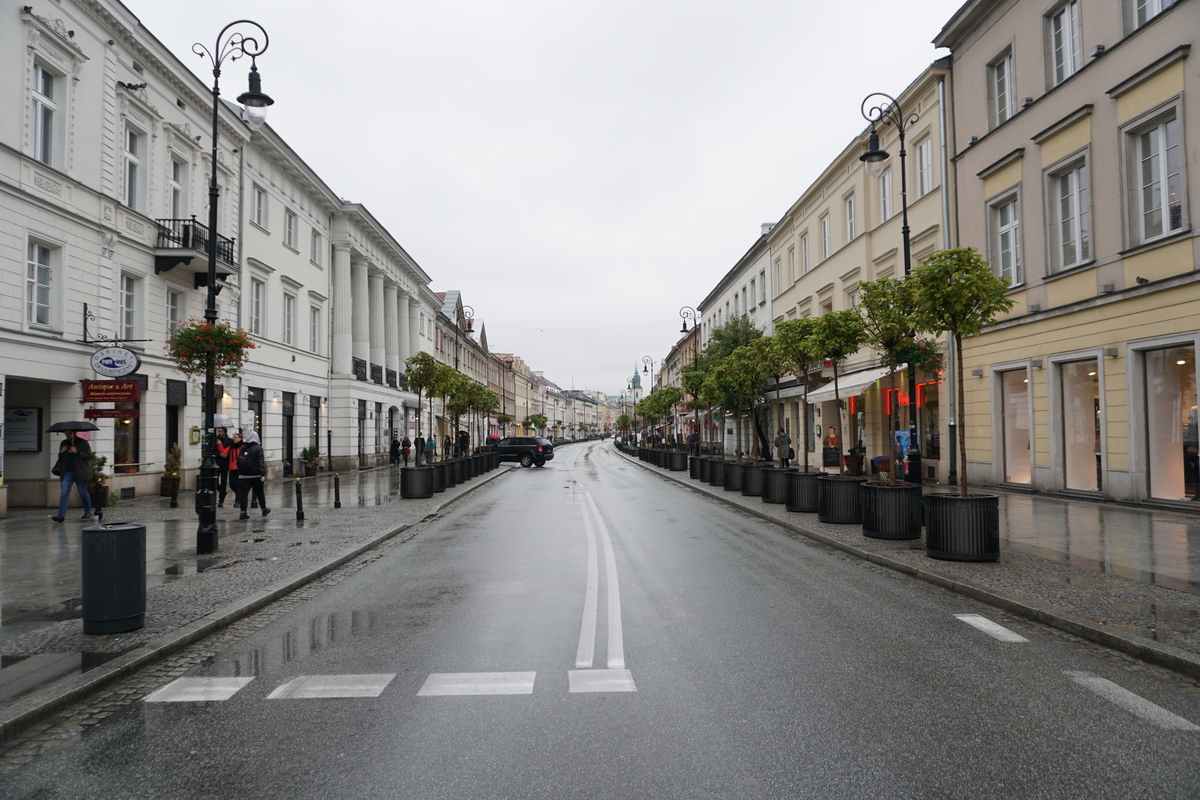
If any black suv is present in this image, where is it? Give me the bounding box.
[495,436,555,467]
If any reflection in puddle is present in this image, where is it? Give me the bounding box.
[0,652,119,703]
[223,608,378,677]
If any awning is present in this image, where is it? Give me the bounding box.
[802,366,893,405]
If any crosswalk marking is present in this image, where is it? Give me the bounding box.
[144,677,254,703]
[267,674,395,699]
[568,669,637,693]
[1066,671,1200,731]
[955,614,1029,642]
[417,672,537,696]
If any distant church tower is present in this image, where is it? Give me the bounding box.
[630,366,643,404]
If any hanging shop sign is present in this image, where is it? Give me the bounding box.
[84,408,141,420]
[89,346,141,378]
[82,380,142,403]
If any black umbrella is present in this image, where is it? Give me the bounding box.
[46,421,100,433]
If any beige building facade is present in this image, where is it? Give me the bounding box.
[936,0,1199,503]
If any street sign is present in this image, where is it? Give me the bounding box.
[83,408,141,419]
[83,380,142,403]
[89,346,141,378]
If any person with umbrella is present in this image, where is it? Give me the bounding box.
[48,421,97,522]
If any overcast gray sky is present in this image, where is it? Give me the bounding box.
[133,0,963,396]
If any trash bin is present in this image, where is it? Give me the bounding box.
[81,522,146,634]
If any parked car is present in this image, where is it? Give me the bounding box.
[495,436,555,467]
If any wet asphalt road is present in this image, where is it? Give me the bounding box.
[4,441,1199,799]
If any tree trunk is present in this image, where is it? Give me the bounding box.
[957,334,968,498]
[886,366,898,485]
[832,361,844,476]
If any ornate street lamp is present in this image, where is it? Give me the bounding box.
[193,21,273,554]
[860,91,923,484]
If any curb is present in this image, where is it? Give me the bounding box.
[620,449,1200,682]
[0,465,514,744]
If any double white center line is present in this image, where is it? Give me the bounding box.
[570,490,636,692]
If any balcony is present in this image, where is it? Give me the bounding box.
[155,217,235,289]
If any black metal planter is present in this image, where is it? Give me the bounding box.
[723,462,744,492]
[709,459,725,487]
[697,457,710,482]
[689,455,702,479]
[431,462,446,493]
[401,467,434,498]
[741,464,764,497]
[761,468,787,504]
[785,470,820,512]
[924,493,1000,561]
[860,481,923,540]
[817,475,867,524]
[443,461,457,489]
[669,450,688,472]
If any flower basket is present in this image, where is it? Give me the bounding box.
[164,319,257,379]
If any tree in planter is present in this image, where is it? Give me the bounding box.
[496,414,512,434]
[810,309,867,475]
[467,382,498,451]
[702,361,734,457]
[654,386,685,446]
[300,445,321,475]
[680,362,706,453]
[445,374,472,457]
[616,413,632,440]
[775,317,820,473]
[529,413,548,436]
[405,352,442,440]
[748,336,792,467]
[911,247,1015,497]
[161,442,183,496]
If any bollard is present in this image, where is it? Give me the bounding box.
[295,477,305,521]
[334,473,341,509]
[169,474,180,509]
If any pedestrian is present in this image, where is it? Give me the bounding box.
[458,429,469,458]
[687,431,698,456]
[50,430,93,522]
[414,435,425,466]
[775,428,792,469]
[389,435,401,466]
[214,427,234,507]
[235,430,270,519]
[401,436,412,466]
[425,437,436,464]
[226,431,243,511]
[443,434,453,459]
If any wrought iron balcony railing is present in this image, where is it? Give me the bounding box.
[155,217,236,275]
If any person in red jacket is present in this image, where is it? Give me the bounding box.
[214,427,234,507]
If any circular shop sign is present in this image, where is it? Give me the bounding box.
[90,346,142,378]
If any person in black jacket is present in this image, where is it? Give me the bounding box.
[389,436,401,465]
[52,431,93,522]
[214,427,234,507]
[234,430,269,519]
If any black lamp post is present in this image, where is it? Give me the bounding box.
[860,91,922,485]
[679,306,700,450]
[193,21,273,554]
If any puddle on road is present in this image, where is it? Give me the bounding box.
[0,652,123,704]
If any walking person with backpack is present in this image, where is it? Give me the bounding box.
[234,430,269,519]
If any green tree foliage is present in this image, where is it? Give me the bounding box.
[811,310,867,475]
[857,277,919,484]
[748,336,792,465]
[405,352,443,438]
[529,413,548,432]
[910,247,1016,496]
[774,317,820,471]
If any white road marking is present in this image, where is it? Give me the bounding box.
[575,507,600,668]
[417,672,537,696]
[585,491,627,670]
[1066,671,1200,731]
[144,677,254,703]
[267,674,395,699]
[955,614,1029,642]
[568,669,637,693]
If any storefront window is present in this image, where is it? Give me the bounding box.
[1062,359,1100,491]
[1146,346,1197,501]
[113,401,140,473]
[1001,369,1031,483]
[918,382,940,460]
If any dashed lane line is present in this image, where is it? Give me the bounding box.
[1066,671,1200,731]
[955,614,1029,642]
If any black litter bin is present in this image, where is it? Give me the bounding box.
[82,522,146,634]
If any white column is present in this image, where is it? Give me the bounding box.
[384,283,399,379]
[369,270,385,374]
[332,244,352,376]
[407,297,420,356]
[397,290,412,362]
[351,259,369,366]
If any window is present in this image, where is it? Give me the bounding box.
[819,215,830,260]
[990,49,1016,127]
[1131,0,1176,30]
[749,279,756,309]
[916,138,933,197]
[284,211,297,249]
[251,185,267,228]
[788,248,796,283]
[310,230,322,265]
[250,278,265,334]
[282,293,295,346]
[169,158,188,218]
[801,234,810,273]
[845,195,856,241]
[1049,1,1082,86]
[310,306,322,354]
[124,127,144,211]
[26,241,54,327]
[759,270,766,303]
[31,63,58,167]
[774,259,783,295]
[879,168,893,221]
[1129,113,1184,244]
[1048,159,1090,271]
[166,289,181,332]
[991,194,1022,285]
[847,288,859,308]
[734,293,739,316]
[119,274,138,341]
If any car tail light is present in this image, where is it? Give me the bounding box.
[536,446,543,452]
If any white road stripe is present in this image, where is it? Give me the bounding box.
[575,507,600,668]
[585,491,626,670]
[144,677,254,703]
[417,672,537,696]
[1066,671,1200,731]
[955,614,1029,642]
[267,674,394,699]
[568,669,637,693]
